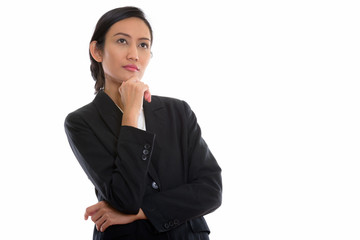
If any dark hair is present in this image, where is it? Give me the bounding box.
[89,7,153,93]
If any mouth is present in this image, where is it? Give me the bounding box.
[123,64,139,72]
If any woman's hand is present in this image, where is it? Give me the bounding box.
[118,76,151,127]
[84,201,147,232]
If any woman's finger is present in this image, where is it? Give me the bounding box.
[84,205,98,220]
[100,219,111,232]
[143,83,151,102]
[144,89,151,103]
[84,201,105,220]
[91,208,104,223]
[95,215,107,232]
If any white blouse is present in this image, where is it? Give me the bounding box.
[116,105,146,131]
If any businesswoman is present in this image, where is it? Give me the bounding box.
[65,6,222,240]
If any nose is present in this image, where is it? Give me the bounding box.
[127,44,139,61]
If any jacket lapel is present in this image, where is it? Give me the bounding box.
[93,90,123,137]
[143,96,166,134]
[144,97,166,188]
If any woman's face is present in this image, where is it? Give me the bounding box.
[98,17,152,86]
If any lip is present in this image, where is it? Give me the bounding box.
[123,64,139,72]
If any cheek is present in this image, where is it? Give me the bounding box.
[102,52,121,73]
[141,57,151,69]
[101,59,112,75]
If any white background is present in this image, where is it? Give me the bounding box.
[0,0,359,239]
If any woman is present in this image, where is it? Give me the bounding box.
[65,6,222,240]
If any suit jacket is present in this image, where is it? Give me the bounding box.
[64,90,222,240]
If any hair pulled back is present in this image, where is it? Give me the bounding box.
[89,7,153,93]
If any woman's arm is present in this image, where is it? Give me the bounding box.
[65,79,154,220]
[141,101,222,232]
[65,113,155,214]
[65,79,153,214]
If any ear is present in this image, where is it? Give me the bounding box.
[89,41,103,62]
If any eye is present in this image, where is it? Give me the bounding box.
[117,38,127,44]
[139,42,149,49]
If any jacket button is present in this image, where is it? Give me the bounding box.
[142,155,148,161]
[143,149,149,155]
[144,144,151,149]
[152,181,159,190]
[164,223,170,229]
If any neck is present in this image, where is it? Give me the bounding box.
[104,83,124,110]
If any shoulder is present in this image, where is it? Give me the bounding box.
[64,101,97,128]
[152,95,182,105]
[65,91,111,124]
[151,95,192,114]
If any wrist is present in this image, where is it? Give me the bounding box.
[136,208,147,220]
[121,112,139,128]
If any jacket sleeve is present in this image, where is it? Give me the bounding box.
[141,101,222,232]
[64,112,155,214]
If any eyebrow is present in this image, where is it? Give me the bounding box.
[113,32,151,42]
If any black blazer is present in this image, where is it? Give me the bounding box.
[64,90,222,240]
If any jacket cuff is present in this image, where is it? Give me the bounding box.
[118,126,156,160]
[141,195,181,233]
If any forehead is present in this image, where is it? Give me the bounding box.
[106,17,151,39]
